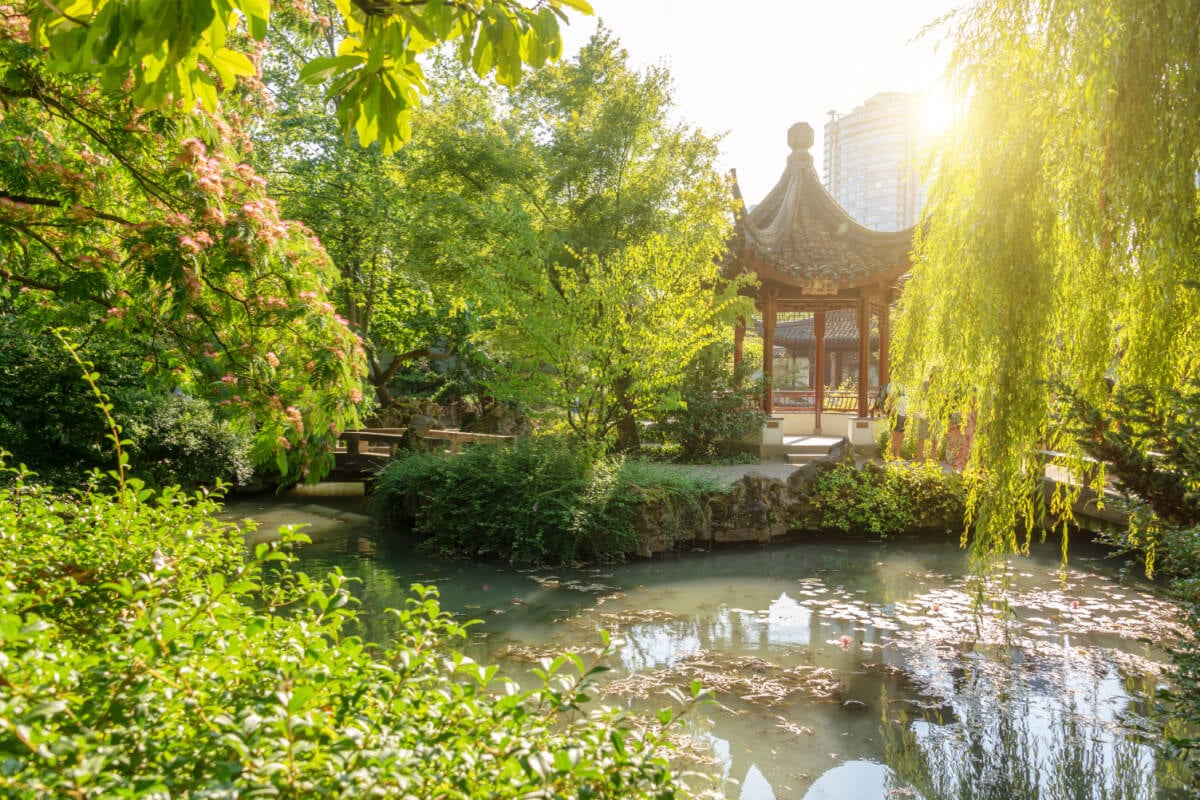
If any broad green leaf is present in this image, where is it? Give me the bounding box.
[299,54,364,85]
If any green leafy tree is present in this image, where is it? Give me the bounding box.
[893,1,1200,761]
[892,0,1200,563]
[482,234,749,450]
[27,0,594,153]
[469,31,754,449]
[255,32,507,407]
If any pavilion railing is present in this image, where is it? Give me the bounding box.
[771,389,880,416]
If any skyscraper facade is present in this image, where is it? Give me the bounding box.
[823,92,925,232]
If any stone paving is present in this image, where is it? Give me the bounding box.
[661,460,806,487]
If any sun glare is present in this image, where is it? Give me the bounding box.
[918,86,957,138]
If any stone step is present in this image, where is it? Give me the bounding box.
[786,452,828,464]
[787,443,837,455]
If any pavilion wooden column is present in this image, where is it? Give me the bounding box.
[733,316,745,383]
[878,301,890,389]
[761,295,776,414]
[856,296,871,417]
[813,310,826,434]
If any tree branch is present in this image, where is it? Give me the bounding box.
[0,191,136,226]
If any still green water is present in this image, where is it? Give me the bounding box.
[231,497,1196,799]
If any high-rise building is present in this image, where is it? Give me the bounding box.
[823,92,925,232]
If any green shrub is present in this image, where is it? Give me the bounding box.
[374,436,595,563]
[807,460,966,537]
[0,322,253,489]
[373,437,723,563]
[0,461,713,798]
[0,323,141,486]
[121,393,254,489]
[656,344,765,462]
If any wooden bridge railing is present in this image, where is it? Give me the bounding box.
[337,428,515,458]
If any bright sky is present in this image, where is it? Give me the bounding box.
[560,0,963,205]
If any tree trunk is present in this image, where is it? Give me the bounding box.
[370,356,393,407]
[612,372,640,452]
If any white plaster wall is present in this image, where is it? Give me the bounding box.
[846,416,880,446]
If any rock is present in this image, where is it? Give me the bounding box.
[631,485,713,555]
[366,397,446,430]
[786,463,820,493]
[409,414,437,438]
[461,402,531,436]
[707,474,790,544]
[713,526,767,544]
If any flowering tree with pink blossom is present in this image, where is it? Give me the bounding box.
[0,40,361,478]
[1,0,588,480]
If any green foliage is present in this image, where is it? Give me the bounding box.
[1165,547,1200,763]
[373,436,723,563]
[0,460,712,798]
[1,21,365,482]
[0,323,251,489]
[807,461,966,538]
[1055,377,1200,761]
[0,321,134,484]
[892,0,1200,569]
[26,0,592,154]
[121,393,253,489]
[657,343,766,461]
[1054,377,1200,529]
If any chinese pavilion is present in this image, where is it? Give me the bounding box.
[728,122,914,435]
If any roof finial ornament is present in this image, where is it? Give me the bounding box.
[786,122,815,174]
[788,122,814,152]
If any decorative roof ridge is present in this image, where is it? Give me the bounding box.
[732,122,915,290]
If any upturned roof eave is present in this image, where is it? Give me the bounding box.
[742,245,912,293]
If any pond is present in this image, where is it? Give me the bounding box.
[228,497,1195,799]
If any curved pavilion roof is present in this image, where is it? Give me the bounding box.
[732,123,914,294]
[753,309,878,350]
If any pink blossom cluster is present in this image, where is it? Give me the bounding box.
[0,5,31,41]
[285,405,305,435]
[238,198,289,245]
[179,231,214,255]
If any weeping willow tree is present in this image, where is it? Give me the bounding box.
[894,0,1200,567]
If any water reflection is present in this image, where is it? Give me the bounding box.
[267,506,1192,799]
[883,685,1175,800]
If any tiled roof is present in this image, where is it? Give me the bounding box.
[755,309,878,349]
[734,123,913,290]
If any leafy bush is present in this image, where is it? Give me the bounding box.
[807,460,966,537]
[0,323,141,485]
[373,437,722,563]
[0,323,253,489]
[0,461,713,798]
[121,393,254,489]
[656,344,765,461]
